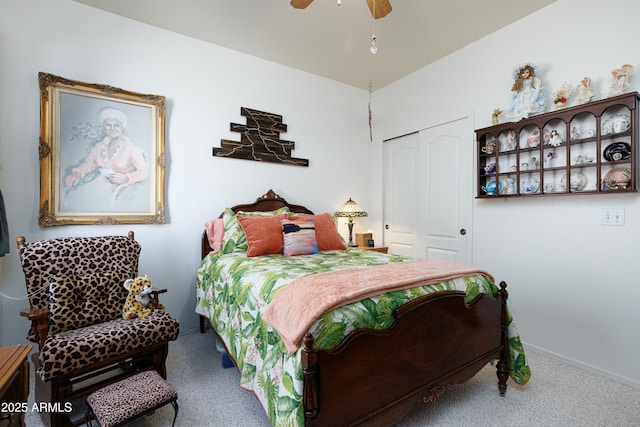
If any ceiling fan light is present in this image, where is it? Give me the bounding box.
[370,35,377,54]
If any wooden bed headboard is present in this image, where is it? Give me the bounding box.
[201,189,314,258]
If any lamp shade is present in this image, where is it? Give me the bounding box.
[334,198,368,218]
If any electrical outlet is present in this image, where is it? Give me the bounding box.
[601,208,625,226]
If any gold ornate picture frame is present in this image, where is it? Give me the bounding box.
[38,72,166,226]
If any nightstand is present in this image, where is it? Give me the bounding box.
[357,246,388,253]
[0,344,32,427]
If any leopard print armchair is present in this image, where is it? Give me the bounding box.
[17,231,180,427]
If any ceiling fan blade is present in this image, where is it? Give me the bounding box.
[290,0,314,9]
[365,0,392,19]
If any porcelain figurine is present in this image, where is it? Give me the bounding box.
[545,151,555,167]
[609,64,634,97]
[502,130,516,151]
[552,82,571,108]
[492,108,502,125]
[548,129,563,147]
[575,77,594,105]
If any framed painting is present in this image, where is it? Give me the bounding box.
[38,72,166,226]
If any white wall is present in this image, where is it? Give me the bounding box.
[0,0,373,344]
[373,0,640,387]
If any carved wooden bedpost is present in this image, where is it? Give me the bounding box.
[301,333,319,418]
[497,281,510,396]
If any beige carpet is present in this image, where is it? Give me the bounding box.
[25,328,640,426]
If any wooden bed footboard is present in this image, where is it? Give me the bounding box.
[302,283,509,427]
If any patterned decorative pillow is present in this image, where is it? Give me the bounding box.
[289,212,347,251]
[48,271,132,334]
[220,207,289,254]
[281,218,318,256]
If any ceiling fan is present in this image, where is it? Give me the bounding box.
[290,0,392,19]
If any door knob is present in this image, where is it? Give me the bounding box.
[460,229,467,235]
[385,224,389,229]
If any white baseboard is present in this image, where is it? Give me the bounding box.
[524,342,640,390]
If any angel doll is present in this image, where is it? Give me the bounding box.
[508,63,547,122]
[575,77,594,105]
[548,129,563,147]
[609,64,634,97]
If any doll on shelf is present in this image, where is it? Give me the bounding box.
[507,63,547,122]
[548,129,563,147]
[609,64,634,97]
[575,77,594,105]
[502,130,516,151]
[545,151,554,167]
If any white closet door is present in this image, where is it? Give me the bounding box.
[382,132,419,258]
[383,117,472,263]
[418,118,471,263]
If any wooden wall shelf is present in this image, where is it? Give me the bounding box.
[476,92,639,198]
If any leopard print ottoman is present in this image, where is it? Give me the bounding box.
[86,370,178,427]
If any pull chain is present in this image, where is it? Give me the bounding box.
[368,82,373,143]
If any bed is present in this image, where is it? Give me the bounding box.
[196,189,530,426]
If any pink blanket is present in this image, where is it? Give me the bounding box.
[263,258,494,353]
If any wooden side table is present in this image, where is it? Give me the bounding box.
[357,246,389,253]
[0,344,32,427]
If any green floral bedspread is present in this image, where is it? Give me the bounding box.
[196,249,530,426]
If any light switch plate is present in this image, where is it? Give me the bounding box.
[601,208,625,226]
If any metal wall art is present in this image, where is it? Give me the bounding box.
[213,107,309,167]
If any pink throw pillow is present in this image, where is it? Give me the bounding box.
[205,218,224,253]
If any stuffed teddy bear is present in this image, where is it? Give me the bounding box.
[122,275,164,320]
